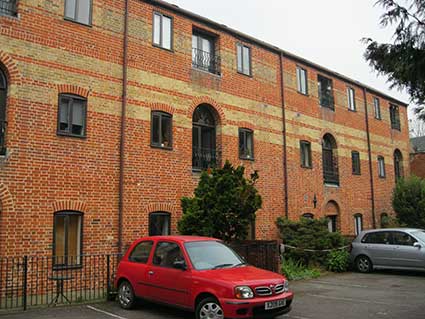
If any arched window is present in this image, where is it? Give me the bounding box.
[301,213,314,220]
[149,212,171,236]
[394,149,403,181]
[53,211,83,268]
[192,104,217,169]
[322,134,339,185]
[0,68,8,155]
[325,200,340,233]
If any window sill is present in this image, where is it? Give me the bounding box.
[53,264,83,271]
[240,156,255,161]
[57,132,87,139]
[297,91,309,97]
[374,117,382,121]
[352,172,361,176]
[324,183,339,188]
[320,105,335,111]
[152,44,174,53]
[348,108,357,113]
[191,66,222,78]
[64,17,92,28]
[379,176,386,179]
[301,165,312,169]
[151,144,173,151]
[237,71,253,78]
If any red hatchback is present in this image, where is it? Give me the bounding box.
[115,236,293,319]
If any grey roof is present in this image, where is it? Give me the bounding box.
[147,0,409,107]
[411,136,425,153]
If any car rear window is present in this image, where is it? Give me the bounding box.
[361,232,391,244]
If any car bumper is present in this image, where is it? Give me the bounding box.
[221,292,294,318]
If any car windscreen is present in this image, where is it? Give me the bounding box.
[412,231,425,243]
[184,241,244,270]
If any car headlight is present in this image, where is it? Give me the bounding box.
[284,280,289,292]
[235,286,254,299]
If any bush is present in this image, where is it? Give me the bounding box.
[326,250,350,272]
[392,176,425,228]
[178,161,262,241]
[281,258,321,281]
[276,217,348,267]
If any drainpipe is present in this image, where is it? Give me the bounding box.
[362,88,376,228]
[118,0,129,254]
[279,53,289,219]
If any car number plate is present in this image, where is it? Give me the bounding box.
[265,299,286,310]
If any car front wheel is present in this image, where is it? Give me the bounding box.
[355,255,372,273]
[196,297,224,319]
[118,280,135,309]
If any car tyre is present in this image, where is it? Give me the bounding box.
[355,255,372,273]
[196,297,224,319]
[118,280,136,310]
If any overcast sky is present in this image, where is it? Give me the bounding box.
[169,0,414,117]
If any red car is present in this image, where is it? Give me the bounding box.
[115,236,293,319]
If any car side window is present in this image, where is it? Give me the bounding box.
[392,232,416,246]
[153,242,185,268]
[129,241,154,263]
[362,232,391,244]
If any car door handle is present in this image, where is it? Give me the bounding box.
[148,271,154,276]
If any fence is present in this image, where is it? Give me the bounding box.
[229,240,280,273]
[0,254,121,311]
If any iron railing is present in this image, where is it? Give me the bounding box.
[319,94,334,110]
[0,254,121,311]
[192,48,221,75]
[0,0,16,16]
[323,165,339,185]
[192,147,217,170]
[0,121,6,155]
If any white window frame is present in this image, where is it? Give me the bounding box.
[354,214,363,235]
[237,43,252,76]
[153,12,173,50]
[378,156,386,178]
[373,97,381,120]
[347,87,356,111]
[296,66,308,95]
[64,0,92,25]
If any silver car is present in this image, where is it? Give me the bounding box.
[350,228,425,273]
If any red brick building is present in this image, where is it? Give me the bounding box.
[0,0,410,262]
[410,137,425,179]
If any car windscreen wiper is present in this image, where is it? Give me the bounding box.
[212,263,234,270]
[232,262,246,268]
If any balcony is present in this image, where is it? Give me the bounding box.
[192,147,217,170]
[323,167,339,186]
[192,48,221,75]
[0,0,17,16]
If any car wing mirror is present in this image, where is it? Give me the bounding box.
[173,260,187,270]
[413,242,422,249]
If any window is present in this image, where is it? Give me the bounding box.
[392,232,416,246]
[192,31,220,75]
[153,242,185,268]
[58,94,87,137]
[327,215,337,233]
[302,213,314,219]
[394,149,403,181]
[153,12,172,50]
[0,0,16,16]
[322,134,339,185]
[300,140,312,168]
[362,231,391,244]
[53,211,82,268]
[378,156,386,178]
[354,214,363,236]
[151,111,172,149]
[390,104,401,130]
[239,128,254,160]
[129,241,154,263]
[296,66,308,95]
[352,151,361,175]
[0,68,7,155]
[237,44,251,76]
[64,0,92,25]
[347,87,356,111]
[374,97,381,120]
[318,75,334,110]
[149,212,171,236]
[192,104,217,170]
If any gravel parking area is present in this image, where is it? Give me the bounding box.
[2,271,425,319]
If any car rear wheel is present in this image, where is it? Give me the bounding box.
[118,280,135,309]
[196,297,224,319]
[355,255,372,273]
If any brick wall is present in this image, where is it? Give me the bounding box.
[411,153,425,179]
[0,0,411,257]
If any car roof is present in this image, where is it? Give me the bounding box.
[361,228,424,235]
[135,235,220,243]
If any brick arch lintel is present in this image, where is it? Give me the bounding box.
[52,200,88,213]
[57,84,90,98]
[237,121,256,131]
[0,183,15,213]
[145,203,177,215]
[187,96,226,125]
[319,129,339,147]
[0,51,22,85]
[322,199,340,215]
[148,103,176,115]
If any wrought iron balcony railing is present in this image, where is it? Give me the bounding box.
[323,167,339,185]
[319,94,334,110]
[192,48,221,75]
[0,0,17,16]
[0,120,6,155]
[192,147,217,170]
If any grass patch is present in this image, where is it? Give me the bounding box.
[281,258,322,281]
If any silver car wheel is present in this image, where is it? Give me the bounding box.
[357,256,371,273]
[118,282,133,307]
[199,302,224,319]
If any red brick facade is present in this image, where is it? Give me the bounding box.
[0,0,410,257]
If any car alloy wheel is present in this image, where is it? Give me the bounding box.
[356,255,372,273]
[196,297,224,319]
[118,281,135,309]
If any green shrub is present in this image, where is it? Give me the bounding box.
[326,250,350,272]
[281,258,321,281]
[276,217,348,267]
